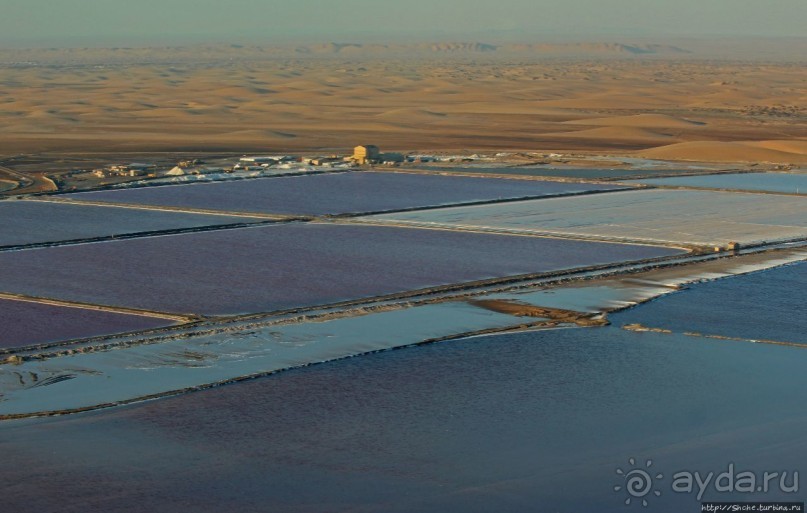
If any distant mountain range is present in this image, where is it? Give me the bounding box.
[290,41,690,56]
[0,41,692,65]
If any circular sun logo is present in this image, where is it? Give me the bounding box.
[614,458,664,507]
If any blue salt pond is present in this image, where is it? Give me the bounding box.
[618,260,806,343]
[0,298,175,350]
[1,323,804,512]
[0,200,264,247]
[63,171,625,215]
[0,223,680,315]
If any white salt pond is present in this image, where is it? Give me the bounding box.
[621,172,807,195]
[367,189,807,246]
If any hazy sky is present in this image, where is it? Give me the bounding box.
[1,0,805,46]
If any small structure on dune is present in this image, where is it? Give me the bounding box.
[714,241,741,253]
[166,166,186,176]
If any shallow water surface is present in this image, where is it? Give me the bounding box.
[372,189,807,246]
[1,325,805,513]
[0,298,174,349]
[0,200,263,247]
[417,165,699,180]
[64,171,623,215]
[0,301,542,416]
[0,223,679,315]
[623,172,807,194]
[1,248,803,512]
[617,261,807,343]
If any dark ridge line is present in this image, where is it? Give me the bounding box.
[346,218,701,250]
[0,320,572,422]
[599,169,756,181]
[621,322,807,349]
[1,317,213,359]
[28,196,289,218]
[618,184,807,197]
[372,166,626,185]
[679,331,807,348]
[468,243,805,302]
[323,186,634,219]
[350,219,807,252]
[388,166,767,184]
[0,292,195,322]
[602,257,807,318]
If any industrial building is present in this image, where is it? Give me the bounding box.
[352,145,381,165]
[351,145,405,165]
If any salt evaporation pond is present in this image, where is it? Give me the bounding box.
[623,172,807,194]
[372,189,807,246]
[4,248,800,417]
[62,171,625,216]
[0,301,547,416]
[0,299,175,350]
[0,200,263,247]
[0,224,679,315]
[416,166,700,180]
[618,261,807,343]
[1,324,805,512]
[1,252,804,510]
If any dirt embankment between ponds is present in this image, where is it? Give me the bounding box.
[470,299,608,327]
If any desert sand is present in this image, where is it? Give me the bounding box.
[0,43,805,163]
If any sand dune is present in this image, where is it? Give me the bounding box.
[642,141,807,163]
[536,95,684,110]
[564,113,705,128]
[0,50,804,161]
[544,126,676,142]
[748,140,807,155]
[376,108,448,120]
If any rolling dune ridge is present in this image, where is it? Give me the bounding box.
[0,45,804,162]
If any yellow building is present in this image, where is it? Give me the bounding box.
[353,145,381,165]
